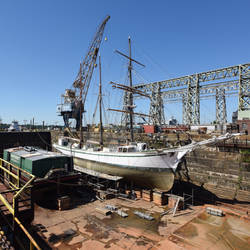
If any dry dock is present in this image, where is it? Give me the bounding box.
[32,194,250,249]
[0,131,249,249]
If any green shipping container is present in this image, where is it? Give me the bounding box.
[3,147,73,178]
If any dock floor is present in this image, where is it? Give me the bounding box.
[32,194,250,249]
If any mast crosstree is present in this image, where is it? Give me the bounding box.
[111,37,145,142]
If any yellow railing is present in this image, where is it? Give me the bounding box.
[0,158,41,250]
[0,158,35,188]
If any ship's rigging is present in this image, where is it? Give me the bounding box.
[109,37,147,142]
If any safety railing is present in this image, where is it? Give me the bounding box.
[0,158,41,250]
[217,138,250,151]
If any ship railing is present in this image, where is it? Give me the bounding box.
[217,137,250,150]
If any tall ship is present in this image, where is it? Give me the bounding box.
[53,132,238,191]
[53,16,240,191]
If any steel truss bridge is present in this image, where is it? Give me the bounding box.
[133,63,250,125]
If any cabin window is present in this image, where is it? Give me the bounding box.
[128,147,136,152]
[122,148,127,152]
[118,147,122,152]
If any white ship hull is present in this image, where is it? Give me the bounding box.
[53,143,187,190]
[53,133,239,191]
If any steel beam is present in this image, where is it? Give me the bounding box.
[149,84,165,125]
[182,95,187,124]
[216,88,227,124]
[135,63,248,92]
[145,80,238,100]
[185,74,200,125]
[238,64,250,111]
[134,63,249,125]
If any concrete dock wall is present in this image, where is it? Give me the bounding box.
[0,132,51,157]
[178,149,250,202]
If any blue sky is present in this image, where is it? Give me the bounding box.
[0,0,249,125]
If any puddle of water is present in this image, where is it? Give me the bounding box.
[101,206,162,234]
[194,213,224,227]
[175,212,250,250]
[82,206,163,238]
[48,229,78,244]
[175,222,198,238]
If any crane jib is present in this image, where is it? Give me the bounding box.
[57,15,110,132]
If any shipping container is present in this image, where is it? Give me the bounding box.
[3,147,73,178]
[143,125,157,134]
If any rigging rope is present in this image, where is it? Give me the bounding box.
[133,40,172,80]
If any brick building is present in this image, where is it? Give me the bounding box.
[237,110,250,134]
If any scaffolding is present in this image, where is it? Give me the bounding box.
[74,165,123,199]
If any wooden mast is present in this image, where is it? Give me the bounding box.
[99,55,104,147]
[114,37,145,142]
[128,37,134,142]
[79,63,83,148]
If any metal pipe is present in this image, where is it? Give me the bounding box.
[14,176,35,199]
[0,194,14,215]
[0,164,19,180]
[14,217,41,250]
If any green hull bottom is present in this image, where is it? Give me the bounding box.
[74,157,175,191]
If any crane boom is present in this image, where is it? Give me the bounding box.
[74,15,110,104]
[57,15,110,130]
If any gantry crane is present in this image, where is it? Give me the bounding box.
[57,15,110,131]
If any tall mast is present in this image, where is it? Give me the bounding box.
[128,37,134,142]
[79,64,83,147]
[113,37,145,142]
[99,55,104,147]
[79,96,83,147]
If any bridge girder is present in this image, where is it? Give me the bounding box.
[216,88,227,124]
[239,64,250,111]
[149,84,165,125]
[134,63,250,125]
